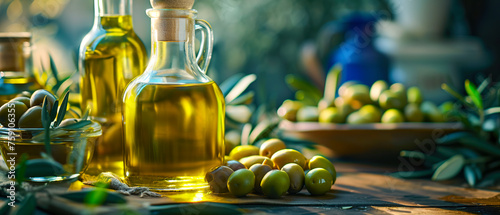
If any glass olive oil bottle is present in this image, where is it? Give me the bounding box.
[79,0,147,176]
[123,9,224,191]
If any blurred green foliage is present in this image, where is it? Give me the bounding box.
[0,0,390,104]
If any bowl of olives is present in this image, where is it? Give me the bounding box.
[0,90,101,182]
[277,80,463,161]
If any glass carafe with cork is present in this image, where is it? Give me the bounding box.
[79,0,147,176]
[122,8,225,191]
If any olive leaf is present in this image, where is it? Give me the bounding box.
[219,73,244,96]
[399,150,442,164]
[67,108,81,119]
[225,74,257,104]
[435,146,459,158]
[464,165,482,187]
[82,109,90,121]
[55,91,70,127]
[41,97,52,157]
[441,83,471,107]
[455,135,500,156]
[226,105,252,124]
[465,79,483,110]
[432,155,465,181]
[248,120,279,145]
[50,100,59,123]
[436,132,476,145]
[285,74,322,104]
[323,64,342,102]
[485,107,500,116]
[49,54,61,85]
[227,91,254,106]
[477,170,500,187]
[476,77,490,94]
[240,123,252,146]
[250,104,267,126]
[84,182,123,206]
[20,159,65,177]
[391,169,434,179]
[456,148,481,159]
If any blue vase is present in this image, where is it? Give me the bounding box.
[326,14,389,87]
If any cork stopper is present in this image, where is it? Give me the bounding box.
[152,17,188,42]
[147,6,195,42]
[150,0,194,9]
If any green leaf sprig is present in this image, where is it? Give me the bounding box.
[397,78,500,187]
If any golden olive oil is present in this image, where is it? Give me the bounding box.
[123,81,225,191]
[80,15,147,176]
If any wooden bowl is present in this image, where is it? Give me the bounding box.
[278,120,463,162]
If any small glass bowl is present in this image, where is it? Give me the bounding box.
[0,121,101,182]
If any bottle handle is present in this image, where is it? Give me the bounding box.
[195,19,213,74]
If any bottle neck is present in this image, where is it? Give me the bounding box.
[94,0,133,29]
[147,18,196,72]
[95,0,131,16]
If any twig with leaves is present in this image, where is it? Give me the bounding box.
[394,78,500,187]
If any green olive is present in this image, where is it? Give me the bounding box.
[439,101,454,115]
[260,170,290,198]
[277,100,304,122]
[334,97,354,118]
[338,81,358,98]
[281,163,305,194]
[205,166,234,193]
[342,84,371,109]
[390,83,408,106]
[379,90,405,110]
[305,168,333,196]
[358,104,382,123]
[308,156,337,184]
[346,111,373,124]
[370,80,388,102]
[404,103,424,122]
[30,89,57,111]
[10,96,31,108]
[18,106,43,128]
[296,106,319,122]
[317,98,335,114]
[407,86,423,104]
[16,91,32,98]
[381,109,405,123]
[0,101,28,127]
[249,164,272,194]
[421,101,445,122]
[319,107,344,123]
[227,169,255,197]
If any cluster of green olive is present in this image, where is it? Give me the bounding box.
[0,90,76,128]
[205,139,336,198]
[278,80,453,124]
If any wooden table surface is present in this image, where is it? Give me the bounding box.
[2,162,500,214]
